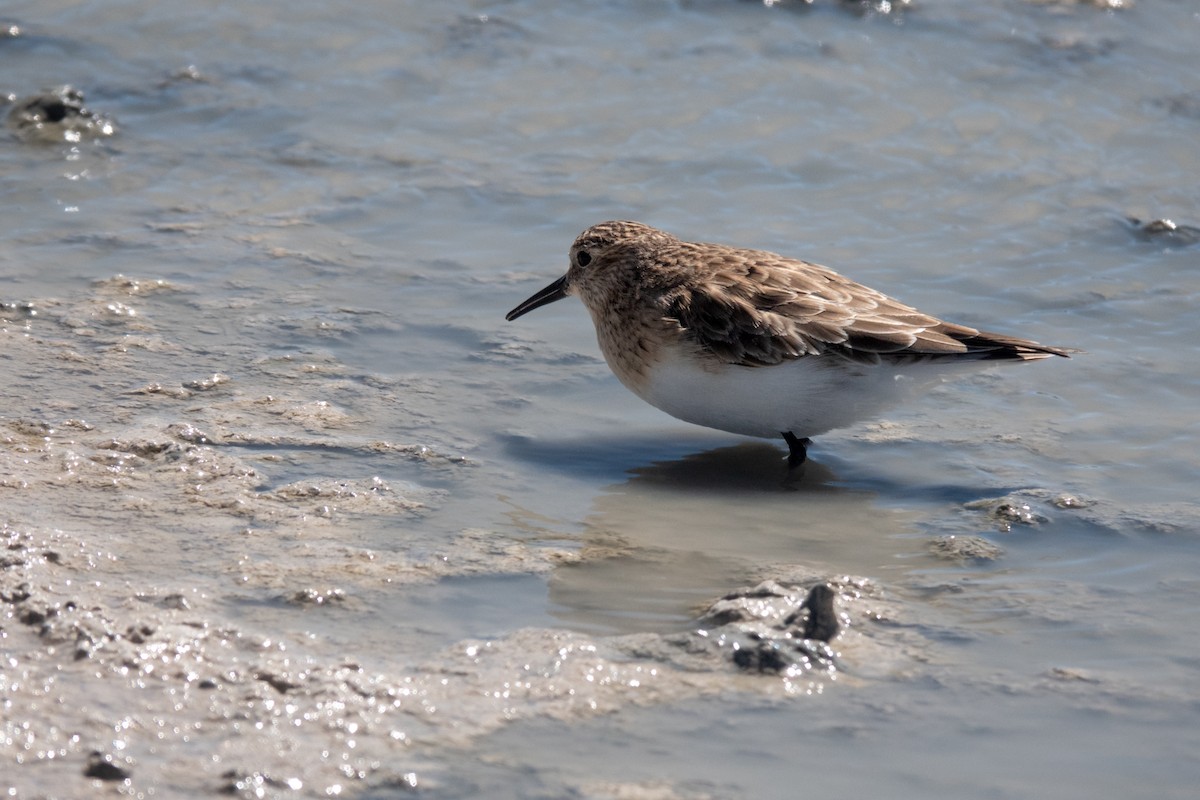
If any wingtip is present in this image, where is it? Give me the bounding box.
[1031,344,1080,359]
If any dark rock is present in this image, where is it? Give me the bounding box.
[732,642,791,674]
[85,751,131,781]
[219,770,289,795]
[1128,217,1200,246]
[799,583,840,642]
[6,85,116,142]
[19,608,46,626]
[1,583,32,603]
[257,672,300,694]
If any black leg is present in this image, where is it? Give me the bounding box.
[781,432,810,468]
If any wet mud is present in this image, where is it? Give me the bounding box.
[1,278,920,797]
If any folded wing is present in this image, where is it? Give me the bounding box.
[663,252,1072,367]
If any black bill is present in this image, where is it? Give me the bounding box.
[505,274,570,321]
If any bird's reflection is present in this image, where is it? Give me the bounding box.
[623,441,842,493]
[504,437,916,636]
[503,432,841,491]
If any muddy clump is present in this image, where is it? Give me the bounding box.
[1127,217,1200,247]
[5,85,116,142]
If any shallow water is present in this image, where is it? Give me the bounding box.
[2,1,1199,798]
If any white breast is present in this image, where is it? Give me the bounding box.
[633,348,944,439]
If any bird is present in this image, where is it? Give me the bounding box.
[505,220,1073,466]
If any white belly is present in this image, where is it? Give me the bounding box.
[633,351,946,439]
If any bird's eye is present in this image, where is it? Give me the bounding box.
[576,250,592,267]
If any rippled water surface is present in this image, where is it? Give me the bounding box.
[2,1,1199,798]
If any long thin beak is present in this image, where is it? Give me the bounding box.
[505,275,570,321]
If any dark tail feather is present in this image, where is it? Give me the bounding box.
[957,329,1077,361]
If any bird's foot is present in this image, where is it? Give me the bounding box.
[781,432,811,469]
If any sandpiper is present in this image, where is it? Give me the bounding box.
[506,221,1072,466]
